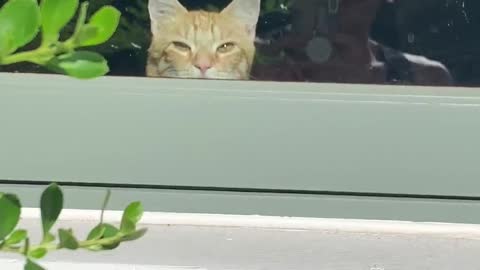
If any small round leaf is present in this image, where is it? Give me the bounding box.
[76,25,99,45]
[78,6,120,46]
[24,259,45,270]
[0,33,13,58]
[122,228,148,242]
[86,224,106,241]
[120,219,135,234]
[0,193,21,240]
[58,228,79,250]
[41,232,55,244]
[40,0,79,43]
[0,0,40,54]
[86,244,103,251]
[4,229,27,245]
[98,223,120,250]
[40,183,63,237]
[122,201,143,225]
[28,247,48,259]
[99,224,118,237]
[46,51,109,79]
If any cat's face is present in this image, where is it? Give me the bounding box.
[147,0,260,80]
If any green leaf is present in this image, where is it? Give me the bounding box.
[76,25,99,45]
[28,247,48,259]
[120,219,135,234]
[41,232,55,244]
[0,34,13,58]
[46,51,109,79]
[100,189,111,224]
[86,224,106,241]
[0,193,21,240]
[94,223,120,250]
[122,202,143,225]
[121,228,147,242]
[58,228,79,250]
[78,6,120,46]
[120,201,143,233]
[4,229,27,245]
[24,259,45,270]
[99,240,120,250]
[99,224,118,238]
[86,244,103,251]
[40,0,79,44]
[40,183,63,237]
[0,0,40,54]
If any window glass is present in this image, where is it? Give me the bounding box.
[1,0,478,87]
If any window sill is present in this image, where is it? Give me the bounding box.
[0,208,479,270]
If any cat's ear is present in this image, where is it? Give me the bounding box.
[221,0,261,39]
[148,0,187,30]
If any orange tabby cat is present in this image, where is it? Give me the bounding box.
[146,0,260,80]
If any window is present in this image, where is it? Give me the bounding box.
[1,0,478,87]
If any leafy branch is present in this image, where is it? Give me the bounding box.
[0,0,120,79]
[0,183,147,270]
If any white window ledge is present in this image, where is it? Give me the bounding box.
[0,209,479,270]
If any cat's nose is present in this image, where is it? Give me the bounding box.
[194,59,213,74]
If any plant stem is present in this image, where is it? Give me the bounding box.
[64,2,89,48]
[0,246,22,253]
[0,234,124,254]
[100,190,111,224]
[78,235,122,248]
[0,48,50,65]
[0,41,74,66]
[23,238,29,256]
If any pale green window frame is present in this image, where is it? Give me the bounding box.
[1,73,480,224]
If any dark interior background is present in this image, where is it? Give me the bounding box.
[1,0,479,86]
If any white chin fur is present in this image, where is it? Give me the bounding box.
[164,68,240,80]
[193,68,239,80]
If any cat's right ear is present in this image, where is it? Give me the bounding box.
[221,0,261,39]
[148,0,187,31]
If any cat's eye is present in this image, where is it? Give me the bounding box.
[217,42,236,53]
[172,41,191,52]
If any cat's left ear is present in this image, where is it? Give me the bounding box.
[148,0,188,32]
[221,0,261,39]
